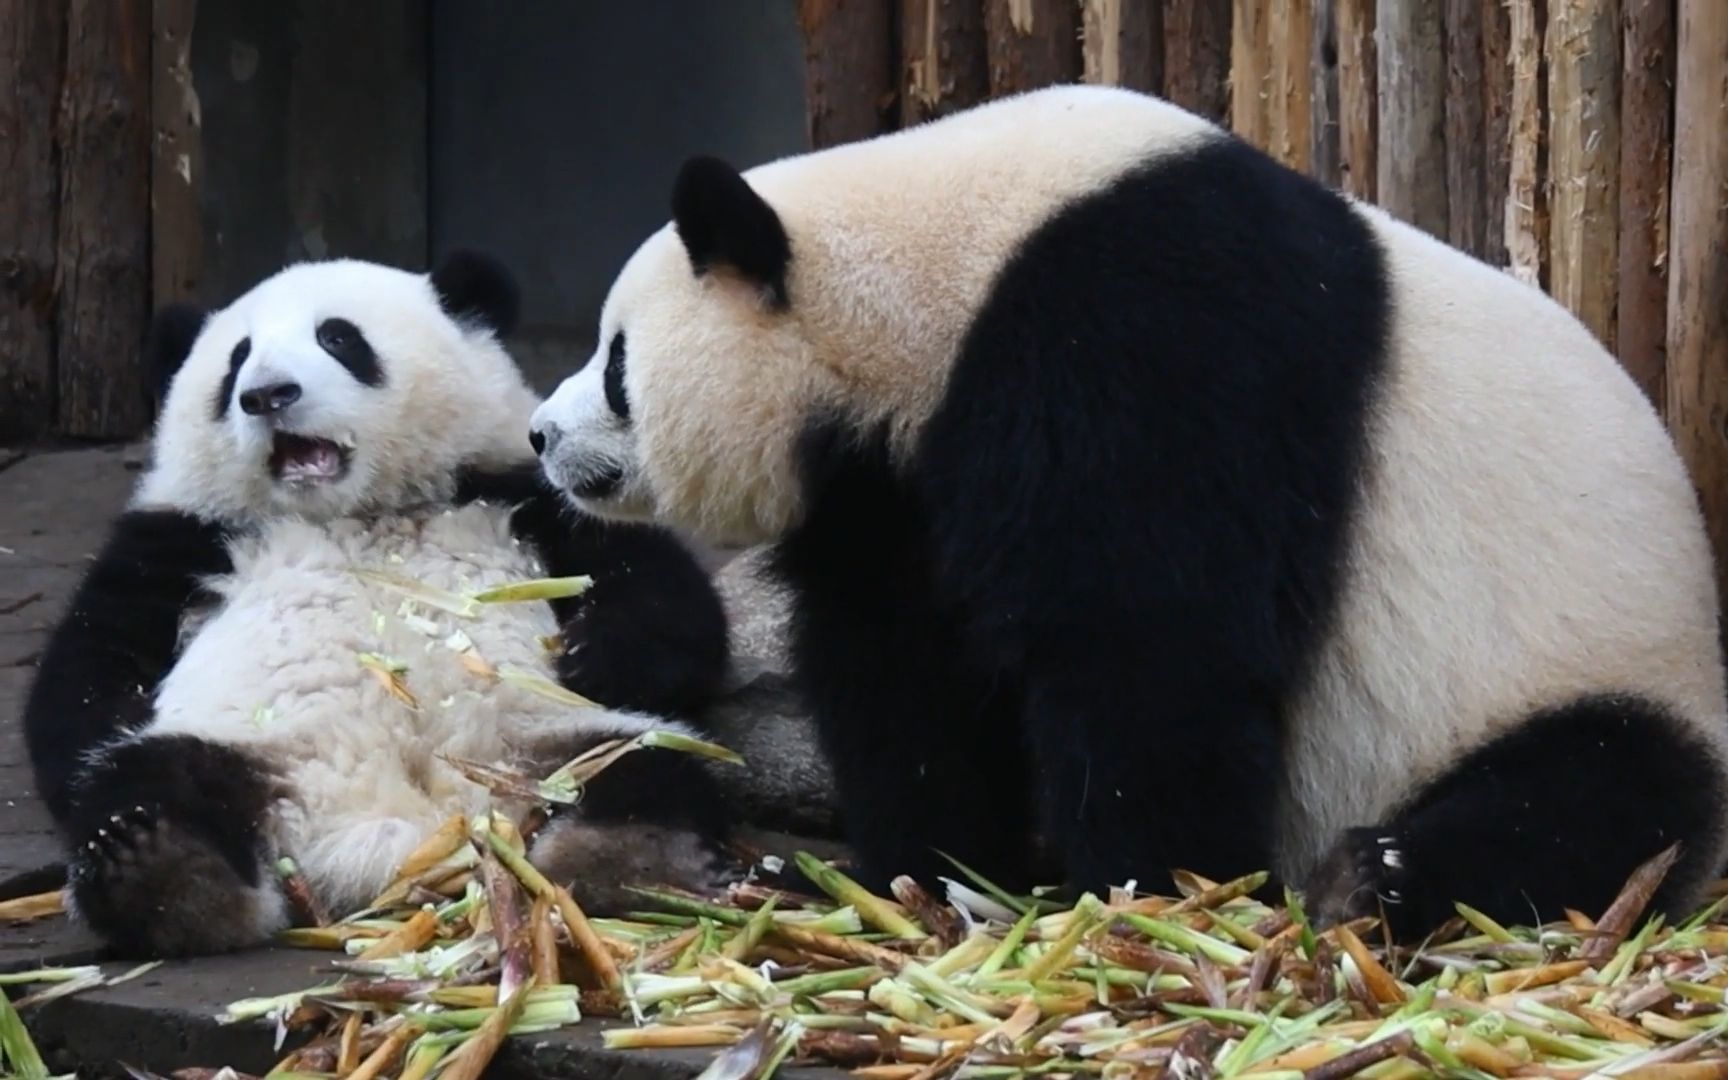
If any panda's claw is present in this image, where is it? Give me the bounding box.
[1302,826,1411,931]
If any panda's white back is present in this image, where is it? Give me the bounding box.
[1275,202,1728,880]
[147,501,572,909]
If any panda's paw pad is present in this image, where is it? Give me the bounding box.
[68,814,278,957]
[78,803,163,872]
[1303,828,1410,929]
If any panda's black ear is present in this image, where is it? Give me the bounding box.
[431,250,521,338]
[144,302,208,403]
[671,156,790,308]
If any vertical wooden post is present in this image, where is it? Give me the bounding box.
[55,0,153,440]
[1229,0,1270,145]
[1266,0,1313,172]
[1480,0,1513,268]
[1445,0,1490,257]
[984,0,1082,94]
[1335,0,1377,200]
[0,2,67,444]
[1547,0,1622,349]
[798,0,898,149]
[1162,0,1231,123]
[1666,0,1728,606]
[1506,0,1549,287]
[1311,0,1342,189]
[900,0,990,125]
[1615,0,1673,411]
[152,0,202,311]
[1376,0,1449,237]
[1081,0,1160,92]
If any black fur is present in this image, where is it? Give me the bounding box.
[770,418,1039,891]
[453,465,732,718]
[771,135,1391,899]
[604,332,630,420]
[144,302,208,404]
[671,156,791,308]
[1304,694,1728,939]
[64,735,280,957]
[25,510,236,822]
[431,250,521,338]
[316,317,385,387]
[22,509,271,957]
[213,337,251,421]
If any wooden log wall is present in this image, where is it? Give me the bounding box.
[792,0,1728,604]
[0,0,152,443]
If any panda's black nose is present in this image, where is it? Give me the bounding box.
[529,428,546,455]
[239,381,302,416]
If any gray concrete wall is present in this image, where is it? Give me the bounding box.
[428,1,810,390]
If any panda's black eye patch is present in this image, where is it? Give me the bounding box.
[604,331,629,421]
[316,318,384,387]
[212,337,252,420]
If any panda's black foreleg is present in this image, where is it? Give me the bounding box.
[24,509,233,821]
[461,466,731,718]
[1020,655,1285,900]
[1303,694,1728,941]
[769,431,1040,896]
[63,733,287,958]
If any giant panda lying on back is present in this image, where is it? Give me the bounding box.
[24,252,741,958]
[530,85,1728,939]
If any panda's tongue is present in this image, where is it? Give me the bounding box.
[271,434,344,482]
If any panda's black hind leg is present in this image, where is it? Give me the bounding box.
[1303,694,1728,941]
[63,734,288,958]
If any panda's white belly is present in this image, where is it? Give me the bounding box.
[146,504,588,906]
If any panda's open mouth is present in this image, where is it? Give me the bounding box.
[269,433,352,485]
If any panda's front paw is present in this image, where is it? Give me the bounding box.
[527,816,744,915]
[65,803,286,959]
[1302,827,1411,930]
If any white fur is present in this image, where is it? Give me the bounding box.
[138,259,539,524]
[537,85,1728,881]
[117,257,697,918]
[109,504,691,914]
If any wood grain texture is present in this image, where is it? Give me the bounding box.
[151,0,201,309]
[1445,0,1490,257]
[0,1,67,443]
[799,0,898,148]
[901,0,990,124]
[1229,0,1269,145]
[1547,0,1622,349]
[1480,0,1514,268]
[54,0,152,440]
[1335,0,1377,200]
[1081,0,1160,92]
[1376,0,1449,237]
[1311,0,1342,189]
[1615,0,1673,411]
[1267,0,1312,171]
[984,0,1082,95]
[1665,0,1728,606]
[1505,0,1549,288]
[1162,0,1231,122]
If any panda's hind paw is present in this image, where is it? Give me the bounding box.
[1302,827,1412,932]
[65,806,285,959]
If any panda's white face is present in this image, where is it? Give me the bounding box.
[137,257,539,524]
[532,222,829,547]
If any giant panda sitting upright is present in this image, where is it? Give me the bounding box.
[529,84,1728,939]
[24,252,741,958]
